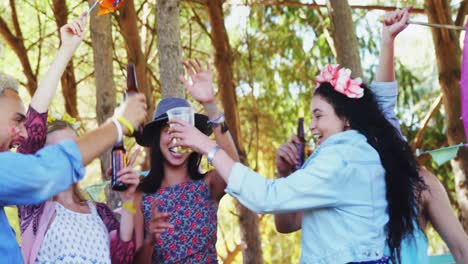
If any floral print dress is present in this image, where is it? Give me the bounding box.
[142,180,218,263]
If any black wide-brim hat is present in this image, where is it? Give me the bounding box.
[136,97,212,147]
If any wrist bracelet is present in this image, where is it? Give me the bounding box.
[207,145,221,166]
[117,116,135,135]
[111,118,123,143]
[122,201,136,215]
[207,114,228,133]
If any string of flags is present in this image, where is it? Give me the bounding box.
[416,143,467,166]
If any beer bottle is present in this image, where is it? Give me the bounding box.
[125,64,143,138]
[295,118,305,170]
[111,141,128,191]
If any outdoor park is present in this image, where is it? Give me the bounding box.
[1,0,468,263]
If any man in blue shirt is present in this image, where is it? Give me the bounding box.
[0,84,147,262]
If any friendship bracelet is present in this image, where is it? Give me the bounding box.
[116,116,135,135]
[122,201,136,215]
[207,113,224,124]
[207,114,229,133]
[207,145,221,166]
[110,118,123,143]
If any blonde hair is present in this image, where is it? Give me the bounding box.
[0,72,19,96]
[48,121,87,203]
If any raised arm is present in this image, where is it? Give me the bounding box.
[375,8,410,82]
[168,122,344,214]
[17,18,87,154]
[180,58,240,202]
[0,94,147,206]
[30,17,86,113]
[372,8,410,136]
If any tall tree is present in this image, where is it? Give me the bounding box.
[88,0,118,208]
[424,0,468,230]
[326,0,363,78]
[206,1,264,263]
[0,0,37,95]
[52,0,79,117]
[117,0,154,112]
[157,0,184,98]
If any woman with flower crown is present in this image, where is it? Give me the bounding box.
[167,60,425,263]
[16,17,139,264]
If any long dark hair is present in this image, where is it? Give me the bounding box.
[138,124,205,194]
[314,82,425,263]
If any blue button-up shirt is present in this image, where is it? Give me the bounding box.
[0,140,85,263]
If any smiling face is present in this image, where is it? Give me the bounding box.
[309,95,348,145]
[159,125,191,167]
[0,89,27,151]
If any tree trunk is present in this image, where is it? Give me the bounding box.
[88,0,118,208]
[326,0,363,78]
[425,0,468,231]
[206,1,264,263]
[0,0,37,95]
[117,0,154,113]
[156,0,184,98]
[52,0,79,117]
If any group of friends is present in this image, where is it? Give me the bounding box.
[1,7,468,264]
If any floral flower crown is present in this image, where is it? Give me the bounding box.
[315,64,364,99]
[47,112,80,130]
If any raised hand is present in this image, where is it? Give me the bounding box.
[179,57,215,105]
[148,198,174,241]
[114,93,147,136]
[60,16,87,51]
[167,118,216,155]
[275,136,301,177]
[117,148,141,202]
[382,7,411,40]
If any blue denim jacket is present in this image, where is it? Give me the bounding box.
[0,140,85,263]
[371,81,429,264]
[226,129,388,264]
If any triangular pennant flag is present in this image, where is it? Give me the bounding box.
[84,180,110,202]
[419,143,465,165]
[87,0,125,17]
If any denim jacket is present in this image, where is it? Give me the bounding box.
[226,130,388,264]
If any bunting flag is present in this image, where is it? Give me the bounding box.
[84,180,110,202]
[462,22,468,142]
[417,143,466,166]
[87,0,125,17]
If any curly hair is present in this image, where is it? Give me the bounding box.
[314,82,426,263]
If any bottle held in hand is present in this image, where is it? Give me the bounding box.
[111,141,128,191]
[295,117,306,170]
[125,63,143,138]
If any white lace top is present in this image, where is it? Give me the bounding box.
[36,201,111,264]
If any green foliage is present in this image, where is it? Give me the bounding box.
[1,1,463,262]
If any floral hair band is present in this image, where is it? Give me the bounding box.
[47,112,81,130]
[315,64,364,99]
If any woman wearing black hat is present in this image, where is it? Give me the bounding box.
[133,58,239,263]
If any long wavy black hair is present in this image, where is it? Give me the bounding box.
[138,124,205,194]
[314,82,426,263]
